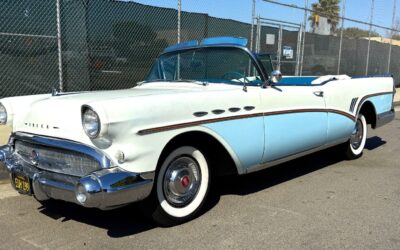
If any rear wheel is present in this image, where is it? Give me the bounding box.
[149,146,210,226]
[345,114,367,159]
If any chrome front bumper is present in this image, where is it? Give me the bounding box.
[0,133,154,210]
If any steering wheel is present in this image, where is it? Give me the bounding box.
[221,71,249,83]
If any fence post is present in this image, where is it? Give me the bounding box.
[365,0,374,76]
[255,15,261,53]
[388,0,396,73]
[177,0,182,80]
[295,25,302,76]
[277,24,283,71]
[337,0,346,75]
[299,0,308,76]
[177,0,181,43]
[250,0,256,51]
[56,0,64,92]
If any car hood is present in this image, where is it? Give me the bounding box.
[12,82,238,141]
[35,82,234,103]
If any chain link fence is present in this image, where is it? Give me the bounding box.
[0,0,59,97]
[256,0,400,83]
[0,0,399,98]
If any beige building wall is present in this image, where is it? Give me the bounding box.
[363,37,400,47]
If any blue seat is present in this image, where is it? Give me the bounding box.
[277,77,318,86]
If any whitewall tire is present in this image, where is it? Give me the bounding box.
[150,146,210,226]
[345,114,367,159]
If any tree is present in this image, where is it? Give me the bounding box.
[338,27,380,39]
[309,0,341,34]
[391,18,400,40]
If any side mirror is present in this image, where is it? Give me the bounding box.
[270,70,282,84]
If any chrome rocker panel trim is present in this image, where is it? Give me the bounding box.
[246,138,349,174]
[0,134,154,210]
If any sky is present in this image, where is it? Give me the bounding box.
[131,0,399,35]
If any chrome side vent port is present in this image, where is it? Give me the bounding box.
[228,107,241,112]
[244,106,255,111]
[193,111,208,117]
[212,109,225,115]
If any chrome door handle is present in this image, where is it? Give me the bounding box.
[313,91,324,97]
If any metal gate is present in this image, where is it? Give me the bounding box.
[254,17,304,76]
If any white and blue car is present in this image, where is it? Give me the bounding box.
[0,37,396,226]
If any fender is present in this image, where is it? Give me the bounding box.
[356,92,395,129]
[166,126,245,175]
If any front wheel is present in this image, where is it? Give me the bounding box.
[345,114,367,159]
[149,146,210,226]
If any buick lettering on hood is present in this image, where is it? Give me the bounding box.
[0,37,395,226]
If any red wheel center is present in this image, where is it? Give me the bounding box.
[181,175,190,188]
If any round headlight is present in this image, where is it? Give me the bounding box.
[0,103,7,125]
[82,107,100,138]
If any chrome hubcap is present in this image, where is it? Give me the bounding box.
[163,156,201,207]
[350,118,363,149]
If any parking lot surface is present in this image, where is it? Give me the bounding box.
[0,113,399,249]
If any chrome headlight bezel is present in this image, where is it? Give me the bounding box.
[0,102,7,125]
[82,106,101,139]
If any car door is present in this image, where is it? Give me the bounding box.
[259,85,328,163]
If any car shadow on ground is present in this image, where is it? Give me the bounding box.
[364,136,386,150]
[37,136,386,238]
[38,199,155,237]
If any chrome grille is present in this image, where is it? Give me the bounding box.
[14,140,101,177]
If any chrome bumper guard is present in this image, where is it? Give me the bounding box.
[0,133,154,210]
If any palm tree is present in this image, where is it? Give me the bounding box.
[309,0,341,34]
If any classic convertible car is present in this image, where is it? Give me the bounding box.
[0,37,395,226]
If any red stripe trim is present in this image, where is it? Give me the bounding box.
[138,112,264,135]
[137,109,356,135]
[326,109,356,121]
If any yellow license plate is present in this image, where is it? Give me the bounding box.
[14,175,31,194]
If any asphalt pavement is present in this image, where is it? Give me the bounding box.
[0,112,399,249]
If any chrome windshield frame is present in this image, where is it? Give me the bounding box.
[146,44,269,85]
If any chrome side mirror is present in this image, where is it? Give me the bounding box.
[270,70,282,84]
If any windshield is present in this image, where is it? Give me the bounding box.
[146,47,264,86]
[256,54,274,76]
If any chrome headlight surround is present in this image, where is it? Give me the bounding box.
[0,103,7,125]
[82,106,101,138]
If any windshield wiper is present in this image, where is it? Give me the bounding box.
[175,79,208,86]
[136,79,163,86]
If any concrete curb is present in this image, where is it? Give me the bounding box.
[395,104,400,112]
